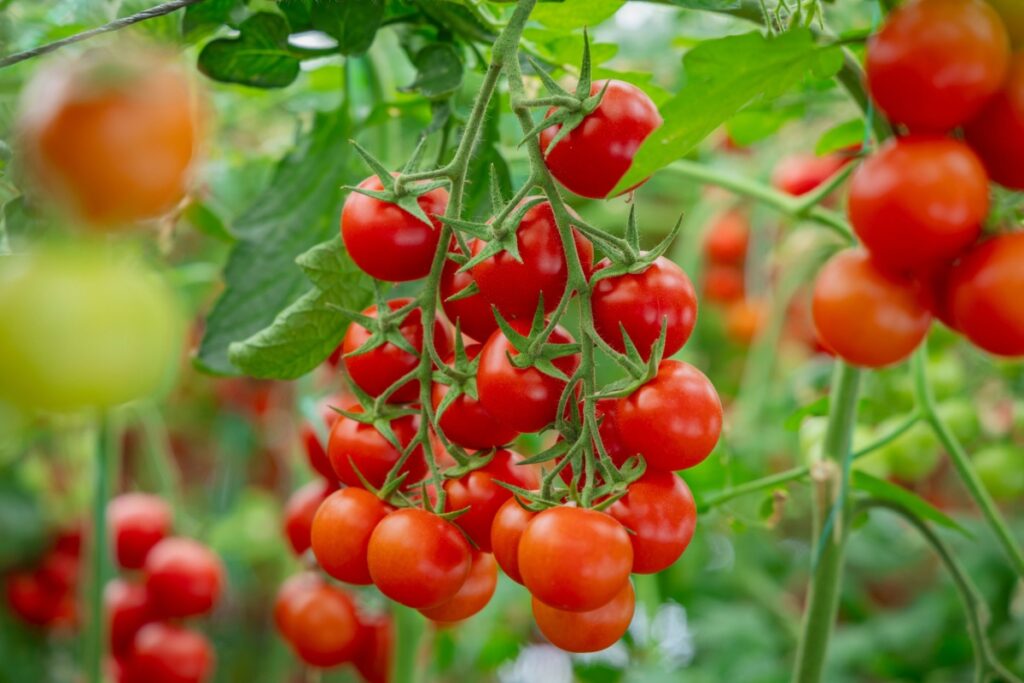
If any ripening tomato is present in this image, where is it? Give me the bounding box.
[122,623,214,683]
[813,249,932,367]
[109,493,173,570]
[440,249,499,343]
[866,0,1010,132]
[354,611,393,683]
[367,508,472,609]
[327,407,427,490]
[105,578,152,657]
[471,200,593,321]
[4,570,69,627]
[18,49,202,227]
[964,53,1024,190]
[848,136,989,273]
[608,471,697,574]
[419,551,497,623]
[946,233,1024,357]
[433,346,519,450]
[532,581,635,653]
[771,152,849,197]
[342,299,452,403]
[341,174,448,282]
[591,256,697,360]
[143,538,224,619]
[540,80,661,198]
[285,583,364,668]
[703,209,750,265]
[615,360,723,471]
[519,506,632,612]
[725,298,767,346]
[443,449,539,551]
[702,264,745,304]
[477,322,580,433]
[273,572,322,641]
[310,488,390,585]
[489,497,535,584]
[283,479,334,556]
[300,396,343,481]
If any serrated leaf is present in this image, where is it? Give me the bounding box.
[310,0,385,55]
[815,118,866,155]
[852,471,971,537]
[532,0,624,29]
[403,43,464,100]
[197,13,300,88]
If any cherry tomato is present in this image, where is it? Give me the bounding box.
[489,497,536,584]
[615,360,723,471]
[771,152,849,196]
[105,578,152,657]
[5,570,69,627]
[123,622,214,683]
[283,479,334,556]
[848,136,989,273]
[866,0,1010,132]
[477,322,580,433]
[37,530,82,591]
[812,249,932,367]
[300,396,343,481]
[703,209,750,265]
[354,611,393,683]
[367,508,471,609]
[973,445,1024,501]
[419,551,497,623]
[470,200,593,321]
[286,583,364,668]
[532,580,635,653]
[327,406,427,490]
[273,572,322,641]
[725,298,767,346]
[108,493,172,571]
[946,233,1024,357]
[702,264,745,304]
[342,299,452,403]
[608,471,697,574]
[311,488,390,585]
[540,80,661,198]
[341,174,448,282]
[440,250,498,343]
[443,449,539,551]
[433,346,519,450]
[965,53,1024,190]
[519,506,632,612]
[144,537,224,619]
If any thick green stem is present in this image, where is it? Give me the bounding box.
[84,413,117,683]
[391,605,427,683]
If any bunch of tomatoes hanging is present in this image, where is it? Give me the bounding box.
[812,0,1024,367]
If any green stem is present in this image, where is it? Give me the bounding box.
[84,413,117,683]
[391,605,427,683]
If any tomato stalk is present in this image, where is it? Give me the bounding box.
[391,604,428,683]
[84,412,119,683]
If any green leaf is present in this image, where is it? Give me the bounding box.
[531,0,624,29]
[279,0,313,32]
[197,13,300,89]
[613,29,844,194]
[663,0,742,7]
[311,0,385,55]
[195,110,359,376]
[852,471,971,537]
[403,43,465,99]
[815,118,866,155]
[726,102,806,146]
[180,201,234,243]
[784,396,830,431]
[228,237,374,379]
[181,0,243,40]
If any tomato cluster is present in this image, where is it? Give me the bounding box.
[3,527,81,629]
[700,208,770,345]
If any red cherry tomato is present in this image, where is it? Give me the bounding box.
[105,578,152,657]
[37,531,81,591]
[518,506,632,612]
[591,256,697,360]
[5,570,68,627]
[440,250,498,343]
[342,299,452,403]
[470,200,593,321]
[946,233,1024,357]
[477,322,580,433]
[341,174,448,282]
[489,497,535,584]
[327,406,427,490]
[965,52,1024,190]
[432,345,519,450]
[367,508,472,609]
[300,396,343,481]
[123,623,214,683]
[354,611,393,683]
[108,493,172,570]
[725,298,768,346]
[866,0,1010,132]
[419,551,497,623]
[143,538,224,619]
[286,583,364,668]
[532,580,635,653]
[615,360,723,471]
[771,153,849,196]
[443,449,539,551]
[311,488,390,585]
[703,209,750,265]
[283,479,334,556]
[848,136,989,273]
[608,471,697,574]
[540,80,661,199]
[274,572,322,641]
[702,264,745,304]
[812,249,932,367]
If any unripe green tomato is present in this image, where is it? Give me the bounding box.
[0,242,181,412]
[972,444,1024,501]
[877,421,941,483]
[926,354,966,402]
[936,400,981,446]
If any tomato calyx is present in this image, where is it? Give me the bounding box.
[443,195,548,273]
[344,141,450,228]
[491,304,581,380]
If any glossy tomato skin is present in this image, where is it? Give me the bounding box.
[311,488,390,585]
[702,264,745,304]
[285,583,363,668]
[105,578,152,657]
[965,53,1024,190]
[327,407,427,490]
[490,498,536,584]
[440,251,498,343]
[419,551,497,623]
[848,137,989,273]
[342,299,452,403]
[477,322,580,433]
[703,209,750,265]
[341,174,448,282]
[540,80,661,198]
[283,479,334,556]
[812,249,933,367]
[300,396,343,481]
[143,538,224,619]
[532,581,635,653]
[866,0,1010,132]
[108,493,172,570]
[771,153,849,196]
[519,507,632,612]
[608,471,697,574]
[946,233,1024,356]
[443,449,539,551]
[354,611,393,683]
[367,508,472,609]
[433,346,519,450]
[591,256,697,360]
[122,623,214,683]
[615,360,723,471]
[471,200,593,321]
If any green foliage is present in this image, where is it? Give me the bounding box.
[197,13,301,88]
[403,44,465,99]
[310,0,386,55]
